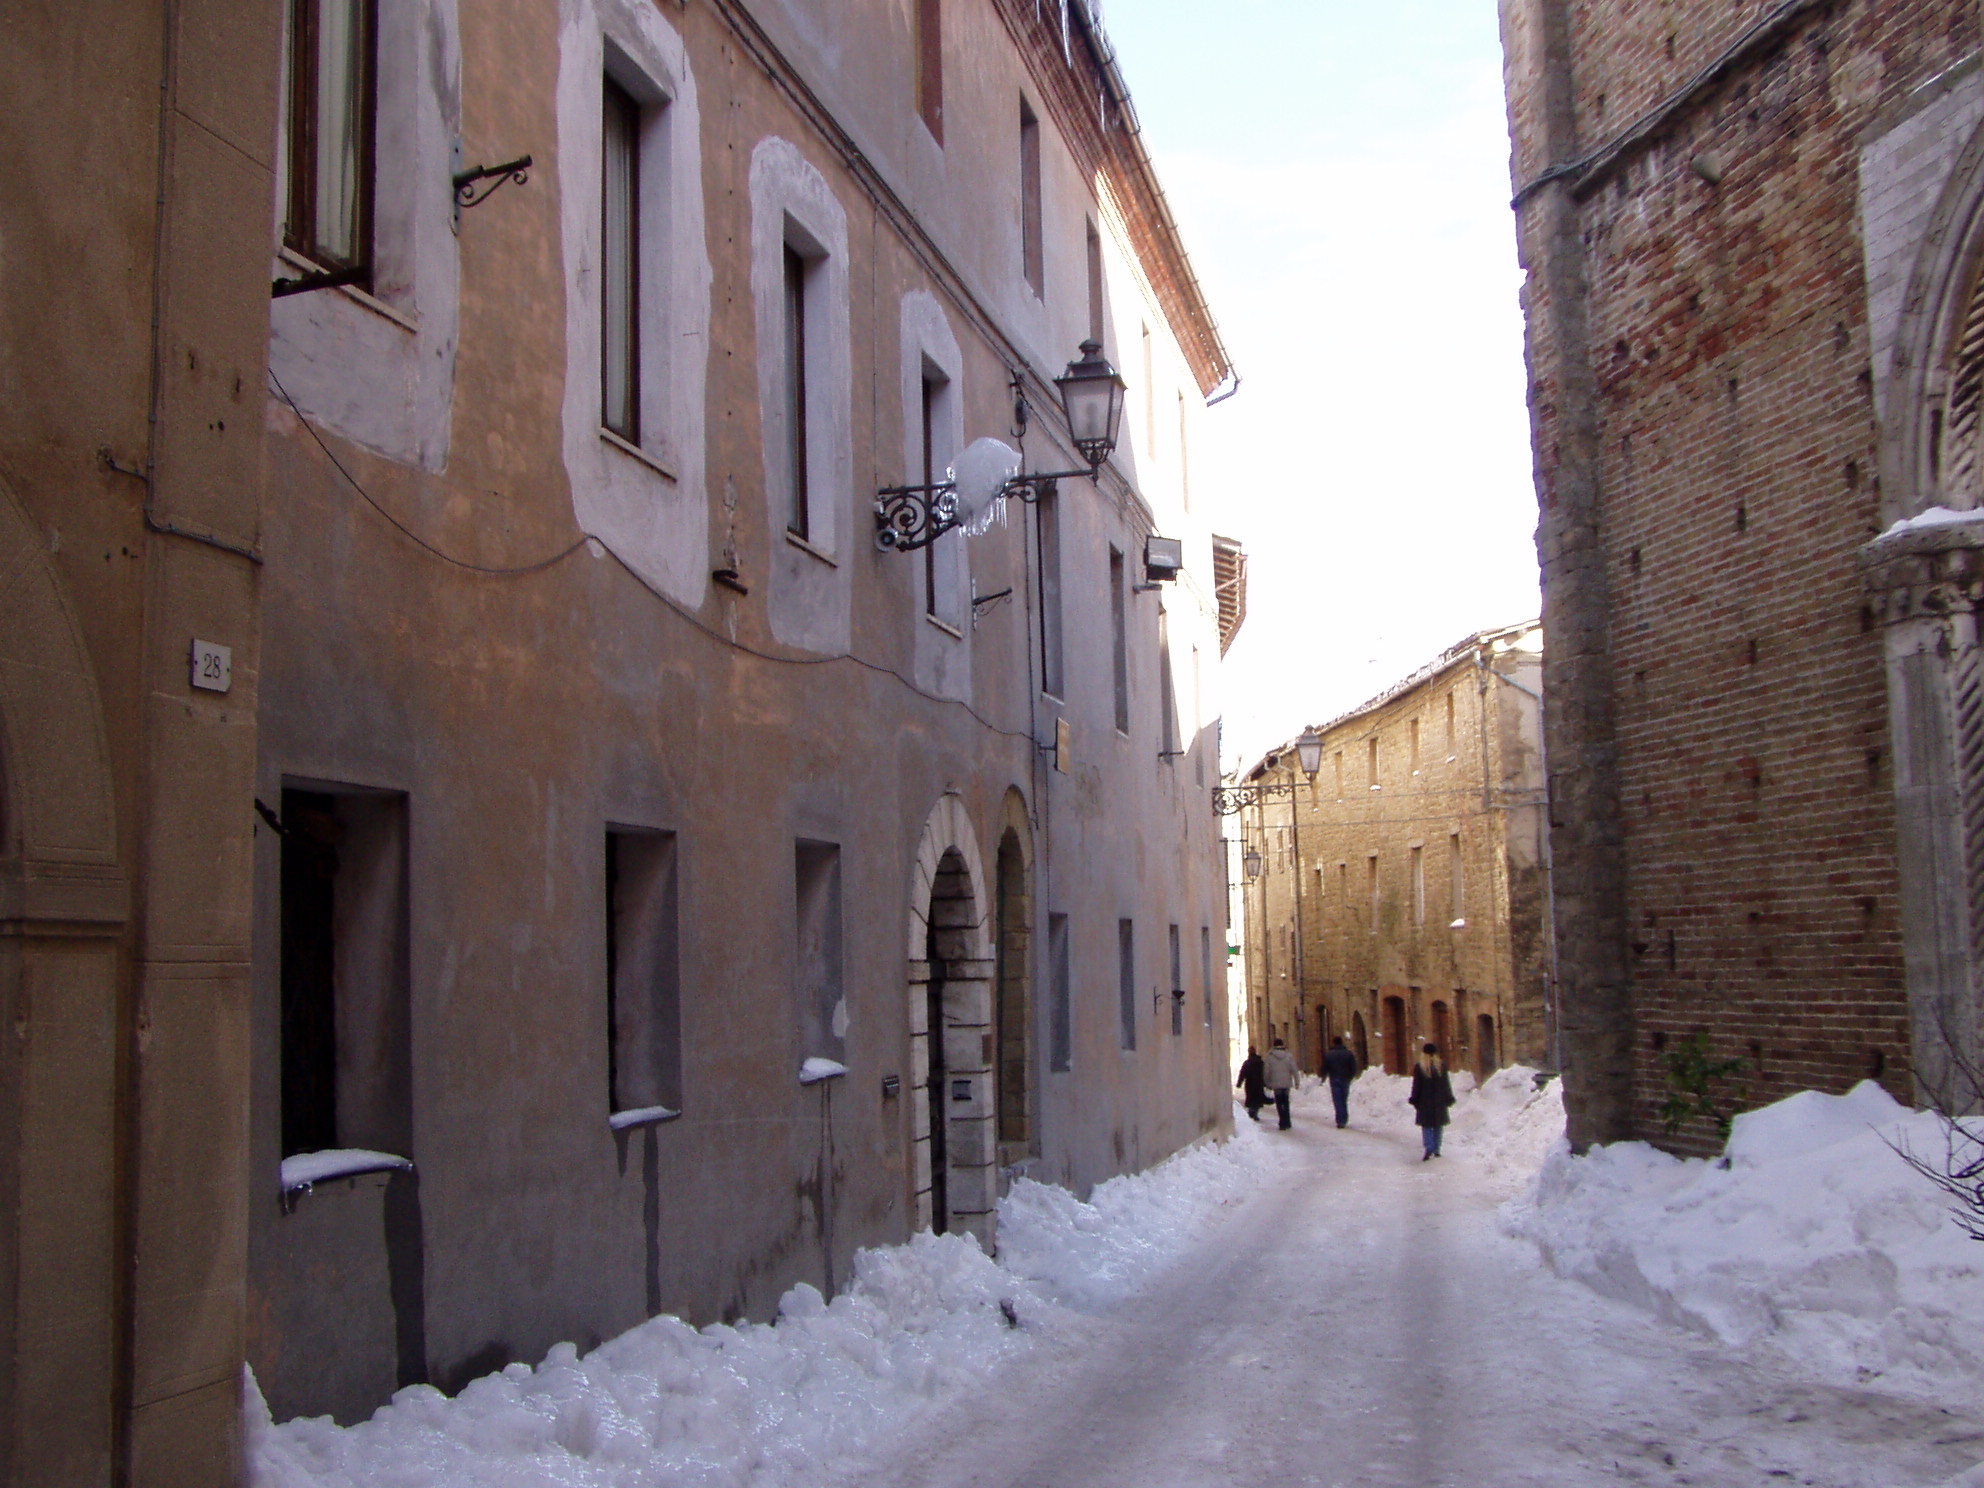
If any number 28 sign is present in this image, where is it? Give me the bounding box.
[189,639,232,694]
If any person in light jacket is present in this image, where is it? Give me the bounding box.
[1409,1042,1455,1160]
[1263,1039,1299,1130]
[1235,1046,1266,1122]
[1322,1035,1358,1129]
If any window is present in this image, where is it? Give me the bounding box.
[1038,490,1065,696]
[1445,691,1457,752]
[280,0,377,275]
[1141,323,1155,454]
[921,368,944,617]
[1366,854,1380,933]
[278,786,410,1162]
[606,830,681,1121]
[914,0,943,140]
[1158,611,1178,757]
[1048,913,1071,1072]
[1449,833,1464,922]
[1409,718,1421,774]
[1411,845,1425,929]
[1110,547,1129,734]
[1118,919,1137,1050]
[1367,736,1380,789]
[1333,750,1344,798]
[1200,926,1213,1028]
[782,244,812,539]
[1178,391,1191,509]
[601,76,642,441]
[1169,923,1183,1036]
[1020,98,1043,296]
[1085,218,1104,344]
[795,841,844,1064]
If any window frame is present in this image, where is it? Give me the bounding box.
[281,0,379,278]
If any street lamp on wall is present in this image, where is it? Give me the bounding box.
[1243,845,1263,882]
[1213,726,1324,815]
[1293,727,1323,781]
[874,342,1128,552]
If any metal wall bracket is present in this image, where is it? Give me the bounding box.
[452,139,532,227]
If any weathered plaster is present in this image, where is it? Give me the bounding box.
[267,0,462,472]
[752,136,854,653]
[556,0,713,607]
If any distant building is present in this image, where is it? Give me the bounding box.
[1499,0,1982,1152]
[1234,623,1549,1080]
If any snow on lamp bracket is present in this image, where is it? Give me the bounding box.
[874,341,1127,553]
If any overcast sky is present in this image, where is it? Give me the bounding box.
[1103,0,1541,772]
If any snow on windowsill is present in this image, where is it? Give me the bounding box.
[798,1057,848,1085]
[1450,918,1467,929]
[279,1149,411,1195]
[609,1105,682,1132]
[1879,504,1984,540]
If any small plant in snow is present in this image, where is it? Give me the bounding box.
[1888,1014,1984,1243]
[1659,1033,1746,1143]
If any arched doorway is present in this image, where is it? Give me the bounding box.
[1352,1010,1370,1071]
[1430,999,1453,1065]
[1381,995,1407,1075]
[993,803,1035,1170]
[905,796,995,1247]
[1477,1014,1498,1079]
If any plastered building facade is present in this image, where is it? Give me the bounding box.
[1,0,1240,1474]
[1235,624,1550,1082]
[1499,0,1984,1151]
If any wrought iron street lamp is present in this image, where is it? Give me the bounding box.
[1243,845,1263,882]
[874,341,1128,553]
[1214,728,1324,815]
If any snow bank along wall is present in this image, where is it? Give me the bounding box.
[0,0,1245,1471]
[1236,622,1551,1080]
[1498,0,1984,1151]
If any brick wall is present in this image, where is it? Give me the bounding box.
[1502,0,1979,1151]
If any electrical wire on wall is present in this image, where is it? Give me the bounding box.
[267,369,1036,745]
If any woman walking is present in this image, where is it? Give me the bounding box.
[1235,1046,1266,1123]
[1409,1042,1455,1160]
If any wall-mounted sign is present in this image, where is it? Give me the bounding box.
[190,639,232,693]
[950,1078,971,1103]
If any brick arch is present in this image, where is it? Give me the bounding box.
[904,794,995,1247]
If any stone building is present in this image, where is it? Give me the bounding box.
[1498,0,1984,1152]
[1,0,1239,1474]
[1233,623,1550,1082]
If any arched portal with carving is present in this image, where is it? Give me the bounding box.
[904,794,995,1246]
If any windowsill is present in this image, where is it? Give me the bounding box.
[924,613,964,640]
[1041,689,1065,705]
[276,247,418,334]
[608,1105,682,1131]
[600,427,679,482]
[279,1148,412,1196]
[785,529,838,568]
[799,1057,848,1085]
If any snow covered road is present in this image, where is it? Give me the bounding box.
[851,1084,1984,1488]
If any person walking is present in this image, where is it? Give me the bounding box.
[1409,1041,1455,1160]
[1263,1038,1298,1131]
[1235,1046,1266,1122]
[1322,1035,1358,1129]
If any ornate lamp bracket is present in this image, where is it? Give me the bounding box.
[1212,780,1296,816]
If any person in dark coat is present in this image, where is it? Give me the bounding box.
[1409,1042,1455,1160]
[1235,1046,1266,1122]
[1322,1035,1358,1129]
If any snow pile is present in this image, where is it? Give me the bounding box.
[998,1117,1298,1310]
[1503,1080,1984,1411]
[1442,1066,1567,1193]
[249,1120,1289,1488]
[1880,504,1984,539]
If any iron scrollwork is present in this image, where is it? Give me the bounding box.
[872,474,1069,553]
[454,155,533,212]
[1211,780,1296,815]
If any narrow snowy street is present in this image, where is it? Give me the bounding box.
[851,1083,1984,1488]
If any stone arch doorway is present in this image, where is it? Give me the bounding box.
[1381,994,1408,1075]
[905,795,995,1247]
[1430,999,1454,1065]
[992,789,1035,1172]
[0,473,127,1478]
[1352,1010,1370,1071]
[1477,1013,1499,1079]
